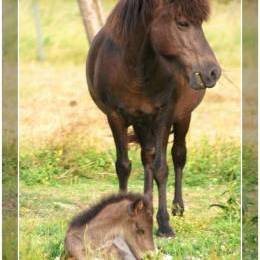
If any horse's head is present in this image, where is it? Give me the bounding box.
[124,197,155,259]
[150,0,221,90]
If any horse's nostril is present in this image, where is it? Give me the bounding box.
[198,65,221,89]
[211,70,217,80]
[209,66,221,82]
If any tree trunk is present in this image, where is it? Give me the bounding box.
[77,0,104,43]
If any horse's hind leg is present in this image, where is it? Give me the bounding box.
[171,115,191,216]
[107,112,131,192]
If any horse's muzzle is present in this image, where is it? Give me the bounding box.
[190,64,222,90]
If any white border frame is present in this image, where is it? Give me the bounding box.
[0,0,3,257]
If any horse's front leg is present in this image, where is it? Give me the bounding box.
[153,119,174,237]
[172,115,191,216]
[107,112,131,192]
[133,124,155,200]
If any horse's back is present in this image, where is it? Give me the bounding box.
[86,29,106,91]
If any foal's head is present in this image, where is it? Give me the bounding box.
[150,0,221,89]
[123,196,155,259]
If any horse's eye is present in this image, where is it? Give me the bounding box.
[176,20,190,28]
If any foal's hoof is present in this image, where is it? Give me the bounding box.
[172,203,184,217]
[156,226,175,238]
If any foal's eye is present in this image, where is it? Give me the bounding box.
[137,228,145,235]
[135,224,145,235]
[176,20,190,28]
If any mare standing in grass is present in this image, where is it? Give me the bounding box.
[86,0,221,237]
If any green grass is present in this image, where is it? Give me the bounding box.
[3,143,18,260]
[242,147,258,260]
[19,0,241,68]
[20,139,241,259]
[20,139,241,187]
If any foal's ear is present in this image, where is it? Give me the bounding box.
[128,199,145,216]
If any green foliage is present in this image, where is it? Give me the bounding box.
[20,148,115,186]
[36,223,65,259]
[20,0,88,64]
[3,143,18,260]
[20,179,241,259]
[20,140,240,188]
[242,146,258,259]
[242,146,257,187]
[183,140,240,187]
[20,221,66,260]
[156,218,240,258]
[210,182,240,220]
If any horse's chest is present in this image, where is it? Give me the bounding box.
[116,95,161,122]
[172,89,206,121]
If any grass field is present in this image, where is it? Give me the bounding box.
[20,140,241,259]
[19,0,244,259]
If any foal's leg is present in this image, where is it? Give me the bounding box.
[171,115,191,216]
[107,113,131,192]
[153,121,174,237]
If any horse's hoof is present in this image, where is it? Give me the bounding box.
[156,226,175,238]
[172,203,184,216]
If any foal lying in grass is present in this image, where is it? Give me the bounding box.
[65,193,155,260]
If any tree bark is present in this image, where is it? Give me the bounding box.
[77,0,104,43]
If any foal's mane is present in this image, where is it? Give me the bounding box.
[106,0,210,42]
[69,193,147,228]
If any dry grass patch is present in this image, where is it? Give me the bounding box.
[20,63,241,151]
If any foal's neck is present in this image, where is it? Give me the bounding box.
[86,200,128,243]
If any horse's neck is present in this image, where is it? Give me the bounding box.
[121,27,150,65]
[135,35,175,96]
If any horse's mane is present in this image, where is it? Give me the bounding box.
[106,0,155,40]
[69,193,147,228]
[172,0,210,25]
[106,0,210,41]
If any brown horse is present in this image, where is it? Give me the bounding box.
[86,0,221,237]
[64,193,154,260]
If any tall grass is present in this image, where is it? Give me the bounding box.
[20,139,241,192]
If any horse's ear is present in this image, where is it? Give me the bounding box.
[128,199,144,216]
